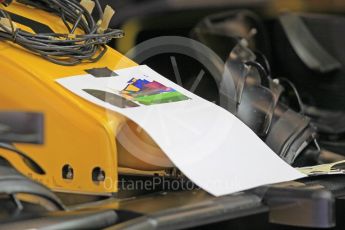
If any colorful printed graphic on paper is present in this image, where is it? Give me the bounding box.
[120,78,190,106]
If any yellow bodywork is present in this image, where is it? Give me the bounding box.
[0,2,167,196]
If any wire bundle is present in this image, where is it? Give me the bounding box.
[0,0,124,65]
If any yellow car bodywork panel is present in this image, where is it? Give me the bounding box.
[0,2,166,195]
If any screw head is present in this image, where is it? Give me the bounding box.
[62,164,73,180]
[92,167,105,182]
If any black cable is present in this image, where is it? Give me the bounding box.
[254,50,272,79]
[0,0,124,66]
[277,77,305,114]
[244,60,270,88]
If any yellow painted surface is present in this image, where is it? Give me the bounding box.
[0,2,166,195]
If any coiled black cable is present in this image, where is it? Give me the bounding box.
[0,0,124,65]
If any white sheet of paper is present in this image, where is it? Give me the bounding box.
[56,65,305,196]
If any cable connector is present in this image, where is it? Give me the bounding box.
[0,17,16,32]
[97,5,115,34]
[80,0,95,14]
